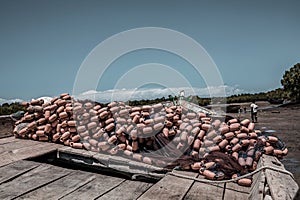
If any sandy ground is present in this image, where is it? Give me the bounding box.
[230,102,300,186]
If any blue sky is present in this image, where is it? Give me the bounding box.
[0,0,299,100]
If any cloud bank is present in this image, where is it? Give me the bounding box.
[0,98,23,105]
[0,85,246,105]
[76,85,246,103]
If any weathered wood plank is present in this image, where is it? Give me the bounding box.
[60,174,125,200]
[0,142,60,167]
[262,155,299,200]
[248,153,265,200]
[248,171,265,200]
[226,181,251,194]
[58,146,97,158]
[250,155,264,188]
[224,182,250,200]
[97,180,153,200]
[58,145,167,173]
[57,146,109,167]
[138,170,198,200]
[0,164,70,199]
[0,132,13,139]
[0,160,40,184]
[59,146,166,172]
[184,174,224,200]
[0,139,42,154]
[0,136,17,145]
[16,171,96,200]
[57,147,166,181]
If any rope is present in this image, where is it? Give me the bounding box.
[167,165,295,184]
[9,115,18,122]
[0,114,18,122]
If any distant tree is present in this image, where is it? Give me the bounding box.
[281,63,300,101]
[2,103,9,107]
[0,102,26,115]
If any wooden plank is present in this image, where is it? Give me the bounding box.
[138,170,198,200]
[59,142,176,173]
[184,174,225,200]
[249,156,265,200]
[0,142,60,167]
[226,181,251,193]
[92,152,118,167]
[0,160,40,184]
[224,182,250,200]
[98,180,153,200]
[250,155,264,188]
[57,147,166,181]
[0,132,13,139]
[0,136,17,145]
[58,146,97,158]
[262,155,299,200]
[11,142,60,159]
[16,171,96,199]
[0,139,42,154]
[248,171,265,200]
[58,146,166,173]
[60,174,125,200]
[0,164,71,199]
[57,146,109,167]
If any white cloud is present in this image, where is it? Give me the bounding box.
[0,98,23,105]
[75,85,247,103]
[0,85,246,105]
[0,96,52,105]
[36,97,53,104]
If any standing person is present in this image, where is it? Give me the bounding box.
[250,101,258,122]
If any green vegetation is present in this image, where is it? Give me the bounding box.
[225,88,288,104]
[0,102,26,115]
[127,88,288,107]
[281,63,300,101]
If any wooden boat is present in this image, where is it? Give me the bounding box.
[0,106,298,200]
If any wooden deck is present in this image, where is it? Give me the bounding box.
[1,102,298,199]
[0,136,298,199]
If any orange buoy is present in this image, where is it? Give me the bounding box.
[264,146,274,155]
[219,125,230,134]
[218,139,228,149]
[201,124,211,132]
[200,169,216,180]
[240,119,250,126]
[248,122,255,131]
[237,178,252,187]
[105,123,115,132]
[229,123,240,131]
[193,138,201,150]
[224,132,235,139]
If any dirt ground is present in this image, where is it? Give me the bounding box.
[230,102,300,187]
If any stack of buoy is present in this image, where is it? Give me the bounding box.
[13,93,288,187]
[14,93,79,145]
